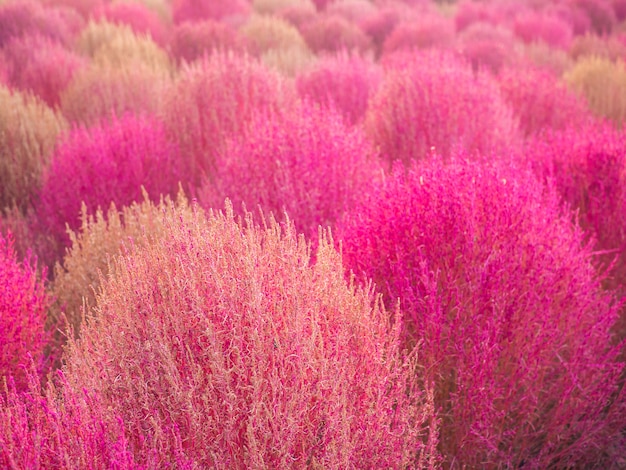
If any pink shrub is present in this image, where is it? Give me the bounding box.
[498,66,591,136]
[296,51,382,125]
[513,10,574,49]
[456,22,519,74]
[37,114,186,252]
[170,20,248,64]
[163,52,294,186]
[3,35,86,108]
[200,101,381,239]
[57,198,439,467]
[613,0,626,20]
[326,0,377,22]
[524,124,626,301]
[0,232,49,392]
[358,6,404,53]
[573,0,617,34]
[278,3,317,28]
[339,157,624,468]
[0,0,74,47]
[94,2,168,46]
[172,0,250,25]
[454,0,498,31]
[366,51,520,166]
[0,370,142,469]
[381,15,455,55]
[301,14,372,54]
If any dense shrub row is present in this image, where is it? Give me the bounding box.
[1,0,626,467]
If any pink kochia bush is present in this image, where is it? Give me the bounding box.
[339,158,625,467]
[0,232,49,392]
[94,2,168,46]
[37,114,186,254]
[498,65,591,136]
[163,52,293,185]
[201,101,381,240]
[366,51,519,166]
[296,51,382,125]
[525,124,626,304]
[52,198,439,467]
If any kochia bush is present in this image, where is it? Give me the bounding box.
[0,232,50,392]
[200,101,382,240]
[339,158,624,468]
[37,114,186,254]
[366,51,519,166]
[58,198,439,467]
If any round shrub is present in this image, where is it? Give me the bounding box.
[569,33,626,61]
[455,22,519,74]
[37,114,187,253]
[296,50,382,125]
[240,14,309,55]
[365,51,520,166]
[170,20,248,64]
[381,15,455,56]
[339,158,624,468]
[0,232,50,392]
[0,0,75,47]
[565,56,626,127]
[0,86,67,211]
[59,197,439,467]
[512,10,574,49]
[93,1,168,46]
[172,0,250,25]
[2,34,86,108]
[162,52,294,186]
[301,14,372,54]
[200,101,382,240]
[498,65,591,136]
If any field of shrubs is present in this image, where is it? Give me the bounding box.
[2,0,626,467]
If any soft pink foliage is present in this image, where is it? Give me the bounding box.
[0,0,75,47]
[524,123,626,297]
[381,15,455,55]
[296,51,382,125]
[94,2,168,46]
[359,6,404,53]
[498,66,591,136]
[513,10,574,49]
[3,35,86,108]
[37,114,186,251]
[201,102,382,239]
[172,0,250,25]
[455,22,519,74]
[339,157,625,468]
[454,0,499,31]
[0,370,141,469]
[301,14,372,54]
[170,20,248,64]
[613,0,626,20]
[366,51,520,166]
[278,4,317,29]
[58,201,439,467]
[163,52,293,185]
[0,232,49,392]
[573,0,617,34]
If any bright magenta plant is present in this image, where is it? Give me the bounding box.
[296,51,382,125]
[366,50,520,166]
[201,101,382,240]
[56,198,439,467]
[37,114,186,254]
[0,232,49,392]
[163,52,294,185]
[339,157,624,468]
[498,65,591,137]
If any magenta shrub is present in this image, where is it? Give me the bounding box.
[358,6,404,53]
[573,0,617,34]
[296,51,382,125]
[0,232,49,392]
[454,0,498,31]
[513,10,574,49]
[94,2,168,46]
[524,124,626,298]
[56,199,439,467]
[456,22,519,74]
[498,66,591,136]
[37,114,186,253]
[3,35,85,108]
[0,0,74,47]
[170,20,248,64]
[172,0,250,25]
[381,15,455,56]
[366,50,520,166]
[200,101,382,239]
[301,14,372,54]
[339,157,624,468]
[163,52,294,185]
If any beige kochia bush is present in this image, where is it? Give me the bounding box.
[0,86,67,211]
[59,198,439,467]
